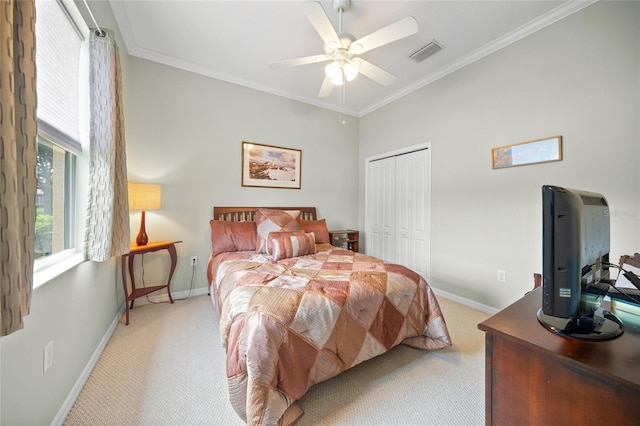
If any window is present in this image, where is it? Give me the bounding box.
[35,136,76,258]
[34,0,89,282]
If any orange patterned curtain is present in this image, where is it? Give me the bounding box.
[0,0,37,336]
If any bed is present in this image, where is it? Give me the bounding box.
[207,206,452,425]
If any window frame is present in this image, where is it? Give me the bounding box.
[33,0,91,288]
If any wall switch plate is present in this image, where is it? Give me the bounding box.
[44,340,54,373]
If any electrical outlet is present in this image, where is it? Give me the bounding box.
[190,256,198,266]
[497,270,507,283]
[44,340,54,373]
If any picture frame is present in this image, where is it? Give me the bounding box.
[492,135,562,169]
[242,141,302,189]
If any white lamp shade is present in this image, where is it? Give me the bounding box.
[325,62,344,85]
[330,75,344,85]
[343,61,360,81]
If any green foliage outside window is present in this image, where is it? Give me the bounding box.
[36,139,53,258]
[35,208,53,258]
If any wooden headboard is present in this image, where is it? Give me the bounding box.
[213,207,317,222]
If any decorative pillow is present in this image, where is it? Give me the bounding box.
[299,219,330,244]
[266,230,305,255]
[255,208,301,253]
[271,232,316,261]
[210,220,257,256]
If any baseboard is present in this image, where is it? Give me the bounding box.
[50,287,210,425]
[51,303,125,426]
[432,287,500,315]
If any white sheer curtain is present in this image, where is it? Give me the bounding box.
[0,0,37,336]
[84,29,130,262]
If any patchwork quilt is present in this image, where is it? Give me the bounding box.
[208,247,452,425]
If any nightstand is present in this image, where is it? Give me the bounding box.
[328,230,359,252]
[120,240,181,325]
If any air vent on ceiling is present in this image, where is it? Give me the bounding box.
[410,40,444,63]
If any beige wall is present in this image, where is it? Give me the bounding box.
[358,1,640,308]
[1,260,118,424]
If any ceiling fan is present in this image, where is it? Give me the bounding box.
[269,0,418,98]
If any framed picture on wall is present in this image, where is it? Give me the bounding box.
[492,135,562,169]
[241,141,302,189]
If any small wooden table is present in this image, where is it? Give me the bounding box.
[121,241,181,325]
[328,230,359,252]
[478,288,640,424]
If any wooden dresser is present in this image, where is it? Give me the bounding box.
[478,288,640,425]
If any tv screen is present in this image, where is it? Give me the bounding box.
[538,185,622,340]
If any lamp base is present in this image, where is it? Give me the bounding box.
[136,211,149,246]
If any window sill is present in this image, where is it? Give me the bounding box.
[34,252,85,289]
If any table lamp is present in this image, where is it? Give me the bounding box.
[128,182,161,246]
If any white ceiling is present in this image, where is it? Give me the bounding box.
[109,0,594,117]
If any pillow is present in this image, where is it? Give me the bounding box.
[266,230,305,255]
[271,232,316,261]
[299,219,330,244]
[210,220,257,256]
[256,208,301,253]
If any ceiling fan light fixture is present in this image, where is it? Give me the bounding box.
[325,62,343,84]
[343,61,359,81]
[272,1,417,100]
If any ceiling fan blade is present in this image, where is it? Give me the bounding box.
[302,1,340,47]
[357,59,396,86]
[269,54,330,69]
[318,75,333,98]
[349,16,418,54]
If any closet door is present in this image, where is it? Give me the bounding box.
[367,156,395,262]
[395,149,429,278]
[366,144,431,281]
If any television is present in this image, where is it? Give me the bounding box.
[537,185,623,340]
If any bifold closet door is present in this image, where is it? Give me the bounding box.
[395,149,429,279]
[367,156,395,263]
[366,147,430,280]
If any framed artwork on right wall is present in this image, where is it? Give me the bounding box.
[492,135,562,169]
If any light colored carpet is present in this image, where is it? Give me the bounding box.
[64,293,489,425]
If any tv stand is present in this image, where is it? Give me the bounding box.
[478,288,640,424]
[536,307,623,340]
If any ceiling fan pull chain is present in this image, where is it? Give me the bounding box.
[339,83,346,125]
